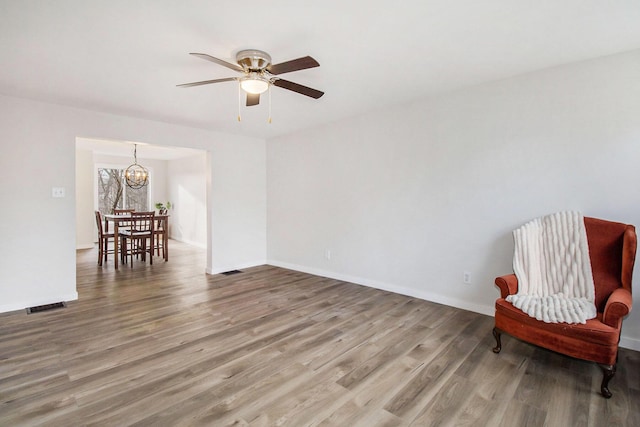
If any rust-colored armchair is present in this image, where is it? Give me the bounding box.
[492,217,636,398]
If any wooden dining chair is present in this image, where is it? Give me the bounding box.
[154,208,167,259]
[94,211,115,266]
[119,211,155,267]
[107,208,135,232]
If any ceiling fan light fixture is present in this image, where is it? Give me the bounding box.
[240,75,270,94]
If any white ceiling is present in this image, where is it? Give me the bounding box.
[2,1,640,141]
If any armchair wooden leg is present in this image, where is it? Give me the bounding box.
[599,364,615,398]
[492,327,502,353]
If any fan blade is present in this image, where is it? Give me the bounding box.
[267,56,319,75]
[177,77,237,88]
[273,79,324,99]
[189,53,243,72]
[246,93,260,106]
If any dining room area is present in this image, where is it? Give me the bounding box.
[75,137,208,270]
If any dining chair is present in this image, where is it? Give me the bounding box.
[105,208,135,232]
[119,211,155,267]
[94,211,115,266]
[154,208,168,259]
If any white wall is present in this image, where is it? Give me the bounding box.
[167,153,207,248]
[76,148,94,249]
[267,49,640,350]
[0,94,266,313]
[209,139,267,273]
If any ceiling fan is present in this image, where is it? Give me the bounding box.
[177,49,324,108]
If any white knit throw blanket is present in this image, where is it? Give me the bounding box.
[506,211,596,324]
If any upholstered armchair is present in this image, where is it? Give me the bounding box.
[492,217,636,398]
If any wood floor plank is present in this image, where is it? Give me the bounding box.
[408,373,476,426]
[498,399,547,427]
[0,240,638,426]
[317,355,421,426]
[382,312,487,420]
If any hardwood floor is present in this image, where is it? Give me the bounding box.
[1,240,639,426]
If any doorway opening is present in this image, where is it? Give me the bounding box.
[75,137,208,265]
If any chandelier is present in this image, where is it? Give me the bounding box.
[125,144,148,189]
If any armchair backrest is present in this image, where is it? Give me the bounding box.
[584,217,636,312]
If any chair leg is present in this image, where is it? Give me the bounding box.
[148,237,153,265]
[121,237,130,266]
[97,239,103,266]
[492,327,502,353]
[599,363,616,398]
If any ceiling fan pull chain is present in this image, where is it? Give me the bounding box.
[268,85,272,124]
[237,81,242,122]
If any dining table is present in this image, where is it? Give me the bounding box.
[103,213,169,269]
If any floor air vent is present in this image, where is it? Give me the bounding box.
[26,302,66,314]
[221,270,243,276]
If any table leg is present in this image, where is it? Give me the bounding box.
[114,220,119,270]
[164,218,169,261]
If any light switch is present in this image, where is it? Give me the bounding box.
[52,187,65,198]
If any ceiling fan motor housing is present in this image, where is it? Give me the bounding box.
[236,49,272,71]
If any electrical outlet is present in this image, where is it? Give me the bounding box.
[463,271,472,285]
[52,187,65,198]
[325,249,331,260]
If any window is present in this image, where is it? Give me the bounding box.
[97,167,149,214]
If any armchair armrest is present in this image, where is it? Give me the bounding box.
[621,225,637,291]
[495,274,519,299]
[602,288,633,329]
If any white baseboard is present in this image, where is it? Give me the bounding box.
[267,260,639,351]
[170,236,206,249]
[0,292,79,314]
[267,260,495,317]
[76,243,95,250]
[620,336,640,352]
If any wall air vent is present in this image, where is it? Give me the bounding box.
[26,302,66,314]
[221,270,243,276]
